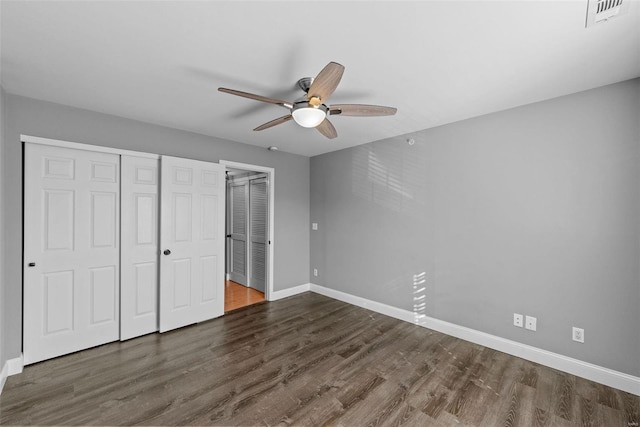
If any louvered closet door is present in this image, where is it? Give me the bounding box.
[228,181,248,286]
[24,144,120,365]
[159,156,225,332]
[120,156,159,340]
[249,177,268,292]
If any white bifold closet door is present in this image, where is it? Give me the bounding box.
[249,177,268,292]
[228,181,248,286]
[159,156,226,332]
[120,156,159,340]
[24,144,120,365]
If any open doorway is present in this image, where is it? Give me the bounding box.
[220,160,274,312]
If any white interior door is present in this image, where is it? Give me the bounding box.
[120,156,159,340]
[24,143,120,364]
[159,156,225,332]
[228,181,248,286]
[249,177,268,292]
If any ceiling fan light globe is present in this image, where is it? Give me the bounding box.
[292,104,328,128]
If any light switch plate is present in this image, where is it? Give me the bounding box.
[312,223,318,230]
[572,327,584,343]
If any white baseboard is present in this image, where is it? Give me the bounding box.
[309,284,640,396]
[0,361,7,395]
[269,283,310,301]
[7,354,23,376]
[0,354,24,395]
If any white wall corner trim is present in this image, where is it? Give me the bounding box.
[0,355,24,395]
[309,284,640,396]
[269,283,311,301]
[7,354,24,376]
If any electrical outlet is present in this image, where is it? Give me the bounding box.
[525,315,537,331]
[313,268,318,277]
[312,223,318,230]
[513,313,523,328]
[572,327,584,343]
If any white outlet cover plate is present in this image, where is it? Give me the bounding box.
[513,313,523,327]
[525,315,537,331]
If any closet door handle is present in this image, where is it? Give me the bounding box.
[163,249,171,256]
[28,262,36,267]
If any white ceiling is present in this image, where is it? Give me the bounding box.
[1,1,639,157]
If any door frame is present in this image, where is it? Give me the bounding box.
[219,160,274,301]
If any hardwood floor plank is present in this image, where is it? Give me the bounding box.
[519,365,538,388]
[445,379,498,425]
[576,395,597,427]
[480,382,533,427]
[533,407,551,427]
[533,364,559,413]
[574,374,599,403]
[385,404,444,427]
[554,374,576,422]
[622,390,640,425]
[330,379,410,426]
[597,382,621,409]
[597,404,625,426]
[475,347,514,395]
[224,280,264,312]
[421,385,451,420]
[1,292,638,427]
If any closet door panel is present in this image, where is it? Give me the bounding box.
[249,178,268,292]
[160,156,225,332]
[120,156,159,341]
[24,144,120,365]
[228,181,248,285]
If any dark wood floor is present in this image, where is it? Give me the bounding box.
[1,292,638,426]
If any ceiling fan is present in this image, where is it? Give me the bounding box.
[218,62,397,139]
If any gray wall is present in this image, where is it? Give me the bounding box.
[2,94,310,360]
[310,79,640,376]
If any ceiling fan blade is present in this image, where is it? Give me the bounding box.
[218,88,293,109]
[329,104,397,117]
[253,115,293,131]
[315,118,338,139]
[308,62,345,105]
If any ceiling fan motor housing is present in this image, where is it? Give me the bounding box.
[297,77,314,93]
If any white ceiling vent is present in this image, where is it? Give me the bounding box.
[586,0,630,27]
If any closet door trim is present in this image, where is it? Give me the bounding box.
[21,135,159,159]
[219,160,275,301]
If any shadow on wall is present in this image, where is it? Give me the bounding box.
[349,138,432,316]
[350,139,428,217]
[377,271,429,323]
[413,271,427,324]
